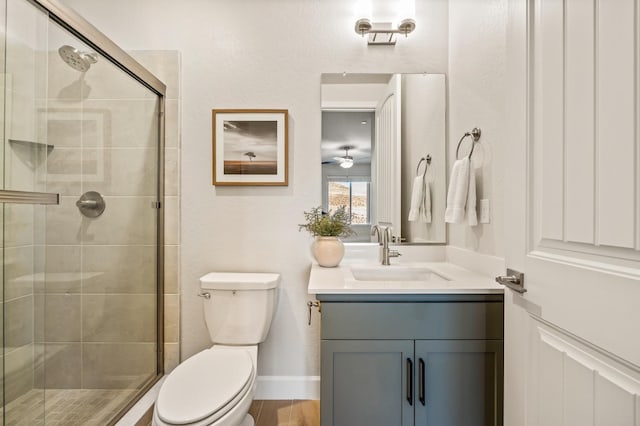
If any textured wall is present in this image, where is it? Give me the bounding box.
[447,0,507,257]
[61,0,450,382]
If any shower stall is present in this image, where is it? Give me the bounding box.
[0,0,165,424]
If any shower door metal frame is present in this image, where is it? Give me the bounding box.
[1,0,168,423]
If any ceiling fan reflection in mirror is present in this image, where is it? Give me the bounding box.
[330,146,355,168]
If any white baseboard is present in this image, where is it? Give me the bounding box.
[255,375,320,400]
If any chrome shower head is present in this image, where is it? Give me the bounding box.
[58,45,98,72]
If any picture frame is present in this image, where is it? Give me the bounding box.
[212,109,289,186]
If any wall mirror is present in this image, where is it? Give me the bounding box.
[321,73,446,244]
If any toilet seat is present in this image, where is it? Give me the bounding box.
[156,347,254,425]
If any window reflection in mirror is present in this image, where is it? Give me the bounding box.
[322,110,374,241]
[321,73,447,244]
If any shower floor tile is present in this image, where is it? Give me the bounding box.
[0,388,136,425]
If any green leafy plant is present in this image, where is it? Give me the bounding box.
[299,206,355,238]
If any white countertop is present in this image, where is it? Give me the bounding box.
[308,260,505,295]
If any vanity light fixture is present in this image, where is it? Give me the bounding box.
[354,0,416,45]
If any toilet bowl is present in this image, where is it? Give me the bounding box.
[153,272,279,426]
[153,346,257,426]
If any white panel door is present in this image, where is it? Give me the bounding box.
[505,0,640,424]
[373,74,402,238]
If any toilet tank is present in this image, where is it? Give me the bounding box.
[199,272,280,345]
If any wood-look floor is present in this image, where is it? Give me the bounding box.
[249,400,320,426]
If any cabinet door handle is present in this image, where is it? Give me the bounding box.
[406,358,413,406]
[418,358,425,406]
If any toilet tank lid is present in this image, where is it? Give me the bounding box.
[200,272,280,290]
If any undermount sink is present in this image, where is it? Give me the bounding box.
[348,264,449,282]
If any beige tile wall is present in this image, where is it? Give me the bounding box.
[0,26,180,403]
[0,21,48,402]
[131,51,182,375]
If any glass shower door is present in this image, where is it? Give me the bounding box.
[0,0,163,423]
[1,0,51,423]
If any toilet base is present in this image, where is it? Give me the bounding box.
[239,414,254,426]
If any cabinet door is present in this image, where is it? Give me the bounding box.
[414,340,503,426]
[321,340,414,426]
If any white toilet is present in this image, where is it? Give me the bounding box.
[153,272,280,426]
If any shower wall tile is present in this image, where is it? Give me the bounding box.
[40,245,82,294]
[42,343,81,389]
[82,100,158,148]
[164,245,179,294]
[82,294,156,342]
[164,196,179,245]
[2,344,35,403]
[3,246,35,300]
[4,203,34,247]
[47,50,90,102]
[84,148,157,197]
[38,294,81,343]
[131,51,181,100]
[33,204,47,246]
[8,93,37,144]
[4,296,33,350]
[79,196,156,245]
[23,51,182,395]
[82,245,156,294]
[165,147,179,196]
[164,343,179,374]
[45,196,81,245]
[7,41,39,97]
[41,105,83,147]
[165,100,180,148]
[83,59,155,101]
[164,294,179,343]
[45,147,82,195]
[82,343,156,389]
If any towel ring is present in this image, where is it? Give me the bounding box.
[455,127,482,160]
[415,154,432,177]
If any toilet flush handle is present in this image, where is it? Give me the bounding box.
[197,292,211,300]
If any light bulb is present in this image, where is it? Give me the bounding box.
[340,158,354,169]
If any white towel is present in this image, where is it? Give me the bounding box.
[465,162,477,226]
[445,157,477,226]
[408,175,431,223]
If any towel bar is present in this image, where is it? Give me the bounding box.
[455,127,482,160]
[415,154,432,177]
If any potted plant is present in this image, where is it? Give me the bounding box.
[299,206,354,267]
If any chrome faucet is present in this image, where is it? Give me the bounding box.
[371,225,402,265]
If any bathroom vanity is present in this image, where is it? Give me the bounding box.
[308,262,505,426]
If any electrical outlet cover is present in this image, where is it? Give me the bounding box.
[480,199,490,224]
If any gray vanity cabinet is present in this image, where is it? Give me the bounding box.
[321,339,414,426]
[318,295,504,426]
[414,340,503,426]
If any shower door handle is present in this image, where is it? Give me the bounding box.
[0,189,59,205]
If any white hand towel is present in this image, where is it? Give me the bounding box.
[465,162,477,226]
[408,175,424,222]
[422,180,432,223]
[408,175,432,223]
[444,157,470,224]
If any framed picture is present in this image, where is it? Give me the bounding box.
[212,109,288,186]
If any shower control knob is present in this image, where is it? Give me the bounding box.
[76,191,106,218]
